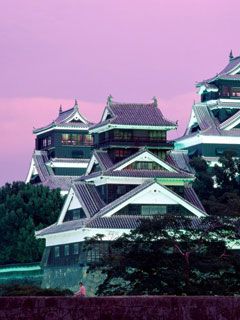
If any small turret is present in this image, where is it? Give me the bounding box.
[152,96,158,107]
[107,94,113,106]
[59,105,63,114]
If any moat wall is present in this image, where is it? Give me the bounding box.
[1,296,240,320]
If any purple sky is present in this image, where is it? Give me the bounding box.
[1,0,240,185]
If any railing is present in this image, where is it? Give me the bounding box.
[95,138,173,148]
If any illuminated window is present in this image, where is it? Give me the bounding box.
[43,138,47,147]
[84,134,93,145]
[114,149,129,158]
[232,87,240,97]
[61,134,83,145]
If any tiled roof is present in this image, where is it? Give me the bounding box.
[93,150,113,170]
[50,158,90,164]
[193,104,219,133]
[178,100,240,140]
[184,186,206,212]
[107,148,181,173]
[217,74,240,81]
[41,176,76,191]
[78,171,102,181]
[96,181,155,218]
[36,219,87,236]
[33,103,91,133]
[73,182,106,217]
[91,101,176,130]
[55,107,75,124]
[166,151,195,174]
[103,169,194,179]
[36,215,209,236]
[197,56,240,85]
[86,216,143,229]
[87,216,208,230]
[219,109,240,129]
[33,151,52,181]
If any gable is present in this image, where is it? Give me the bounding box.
[66,110,88,124]
[57,188,84,224]
[85,155,101,175]
[101,107,114,122]
[101,182,206,218]
[114,151,176,172]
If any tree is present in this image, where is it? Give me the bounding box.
[86,216,240,296]
[190,153,240,216]
[0,182,64,264]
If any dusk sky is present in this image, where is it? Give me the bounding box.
[1,0,240,185]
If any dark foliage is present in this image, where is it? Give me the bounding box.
[0,182,64,264]
[0,284,73,296]
[190,152,240,216]
[86,216,240,296]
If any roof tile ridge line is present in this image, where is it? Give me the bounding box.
[160,183,207,215]
[35,222,58,235]
[84,184,99,214]
[60,104,90,125]
[33,122,57,133]
[59,106,75,115]
[91,180,155,219]
[92,150,110,170]
[72,183,92,218]
[86,182,105,209]
[110,100,155,106]
[219,109,240,129]
[32,154,48,181]
[184,186,206,212]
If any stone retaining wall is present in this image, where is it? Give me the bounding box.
[0,296,240,319]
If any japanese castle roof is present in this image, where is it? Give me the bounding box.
[90,98,177,131]
[30,150,80,192]
[36,215,210,236]
[73,182,106,217]
[93,150,114,170]
[178,99,240,140]
[197,54,240,86]
[36,182,206,236]
[93,181,206,219]
[33,101,92,134]
[81,148,195,181]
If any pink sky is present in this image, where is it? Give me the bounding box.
[1,0,240,185]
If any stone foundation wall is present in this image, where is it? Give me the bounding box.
[42,266,104,295]
[1,296,240,320]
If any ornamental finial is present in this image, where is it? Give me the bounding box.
[229,50,234,61]
[74,99,78,109]
[59,104,63,114]
[107,94,113,106]
[152,96,158,107]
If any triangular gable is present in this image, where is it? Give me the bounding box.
[101,106,114,122]
[64,108,89,124]
[99,182,207,218]
[57,188,85,224]
[113,150,177,172]
[85,154,99,175]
